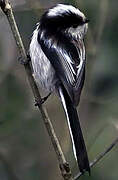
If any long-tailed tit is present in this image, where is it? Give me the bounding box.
[29,4,90,174]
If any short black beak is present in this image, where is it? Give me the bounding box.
[85,19,90,23]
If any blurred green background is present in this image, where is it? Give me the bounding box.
[0,0,118,179]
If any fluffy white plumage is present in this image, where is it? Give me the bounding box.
[29,25,58,93]
[48,4,85,19]
[29,4,90,173]
[30,4,88,92]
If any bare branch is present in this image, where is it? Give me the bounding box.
[0,1,73,179]
[74,137,118,179]
[1,1,116,180]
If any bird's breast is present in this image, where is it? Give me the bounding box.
[29,28,58,93]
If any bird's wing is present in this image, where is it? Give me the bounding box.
[38,31,86,106]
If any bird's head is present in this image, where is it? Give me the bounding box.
[40,4,89,39]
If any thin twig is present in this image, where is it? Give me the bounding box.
[1,1,116,179]
[74,137,118,179]
[0,1,73,179]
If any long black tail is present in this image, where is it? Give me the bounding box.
[58,86,90,174]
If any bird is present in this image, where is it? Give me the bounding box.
[29,3,90,174]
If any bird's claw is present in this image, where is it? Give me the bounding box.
[18,52,31,65]
[35,93,51,107]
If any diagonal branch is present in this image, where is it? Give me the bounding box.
[74,137,118,179]
[0,0,73,179]
[1,1,117,180]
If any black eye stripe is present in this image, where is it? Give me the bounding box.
[40,10,88,31]
[72,24,78,28]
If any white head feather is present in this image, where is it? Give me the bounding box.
[48,4,85,20]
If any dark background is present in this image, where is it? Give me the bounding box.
[0,0,118,179]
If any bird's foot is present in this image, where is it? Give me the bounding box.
[35,93,51,106]
[18,51,31,65]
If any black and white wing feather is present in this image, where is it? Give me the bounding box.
[38,29,86,106]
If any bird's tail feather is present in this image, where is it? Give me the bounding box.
[58,86,90,174]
